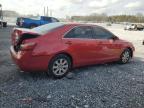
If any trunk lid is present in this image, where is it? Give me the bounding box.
[11,28,41,52]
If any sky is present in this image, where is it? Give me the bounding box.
[0,0,144,18]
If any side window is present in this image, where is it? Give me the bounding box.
[43,17,51,21]
[65,26,93,39]
[51,18,59,22]
[93,27,113,39]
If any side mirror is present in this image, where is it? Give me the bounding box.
[111,36,119,40]
[143,40,144,45]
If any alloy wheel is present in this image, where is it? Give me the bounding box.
[121,50,130,63]
[52,58,69,76]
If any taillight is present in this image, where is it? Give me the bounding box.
[12,29,22,45]
[15,32,19,43]
[20,19,24,26]
[20,42,36,51]
[20,18,24,23]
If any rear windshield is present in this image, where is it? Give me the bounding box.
[32,22,65,35]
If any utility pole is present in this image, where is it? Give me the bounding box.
[44,6,49,16]
[0,4,3,20]
[44,6,53,17]
[47,6,49,16]
[44,7,45,16]
[50,10,52,17]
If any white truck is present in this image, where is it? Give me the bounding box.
[124,24,136,30]
[0,19,7,27]
[124,23,144,31]
[0,4,7,28]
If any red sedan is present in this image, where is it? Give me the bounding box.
[10,22,135,78]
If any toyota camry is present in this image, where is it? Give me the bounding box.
[10,22,135,78]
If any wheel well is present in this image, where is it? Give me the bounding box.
[53,52,73,67]
[127,47,133,58]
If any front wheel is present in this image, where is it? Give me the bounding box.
[119,49,131,64]
[48,54,72,78]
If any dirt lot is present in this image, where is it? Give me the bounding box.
[0,25,144,108]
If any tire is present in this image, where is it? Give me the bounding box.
[48,54,72,78]
[3,22,7,27]
[119,49,131,64]
[0,22,3,28]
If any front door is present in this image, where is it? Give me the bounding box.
[92,26,122,62]
[63,26,102,66]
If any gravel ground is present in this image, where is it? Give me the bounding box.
[0,25,144,108]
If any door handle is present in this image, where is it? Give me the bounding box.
[65,41,72,45]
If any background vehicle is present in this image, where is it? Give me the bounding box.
[136,24,144,31]
[106,23,112,26]
[124,24,136,30]
[124,23,144,31]
[10,23,135,78]
[0,4,7,28]
[16,16,59,28]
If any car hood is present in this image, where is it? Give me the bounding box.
[119,39,135,51]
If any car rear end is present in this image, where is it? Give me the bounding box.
[16,17,32,28]
[10,28,44,72]
[16,17,24,27]
[10,22,66,72]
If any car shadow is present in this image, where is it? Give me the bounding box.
[15,57,144,81]
[70,57,144,78]
[17,70,52,81]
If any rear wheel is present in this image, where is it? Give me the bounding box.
[0,22,3,28]
[3,22,7,27]
[119,49,131,64]
[48,54,71,78]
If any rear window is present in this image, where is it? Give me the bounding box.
[32,22,65,34]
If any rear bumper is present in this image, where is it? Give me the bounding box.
[10,46,49,72]
[10,46,25,63]
[10,46,31,71]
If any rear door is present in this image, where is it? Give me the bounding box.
[63,26,102,66]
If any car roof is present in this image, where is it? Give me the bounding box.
[60,22,102,27]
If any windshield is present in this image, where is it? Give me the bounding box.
[32,22,65,34]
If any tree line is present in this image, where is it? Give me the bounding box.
[71,13,144,23]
